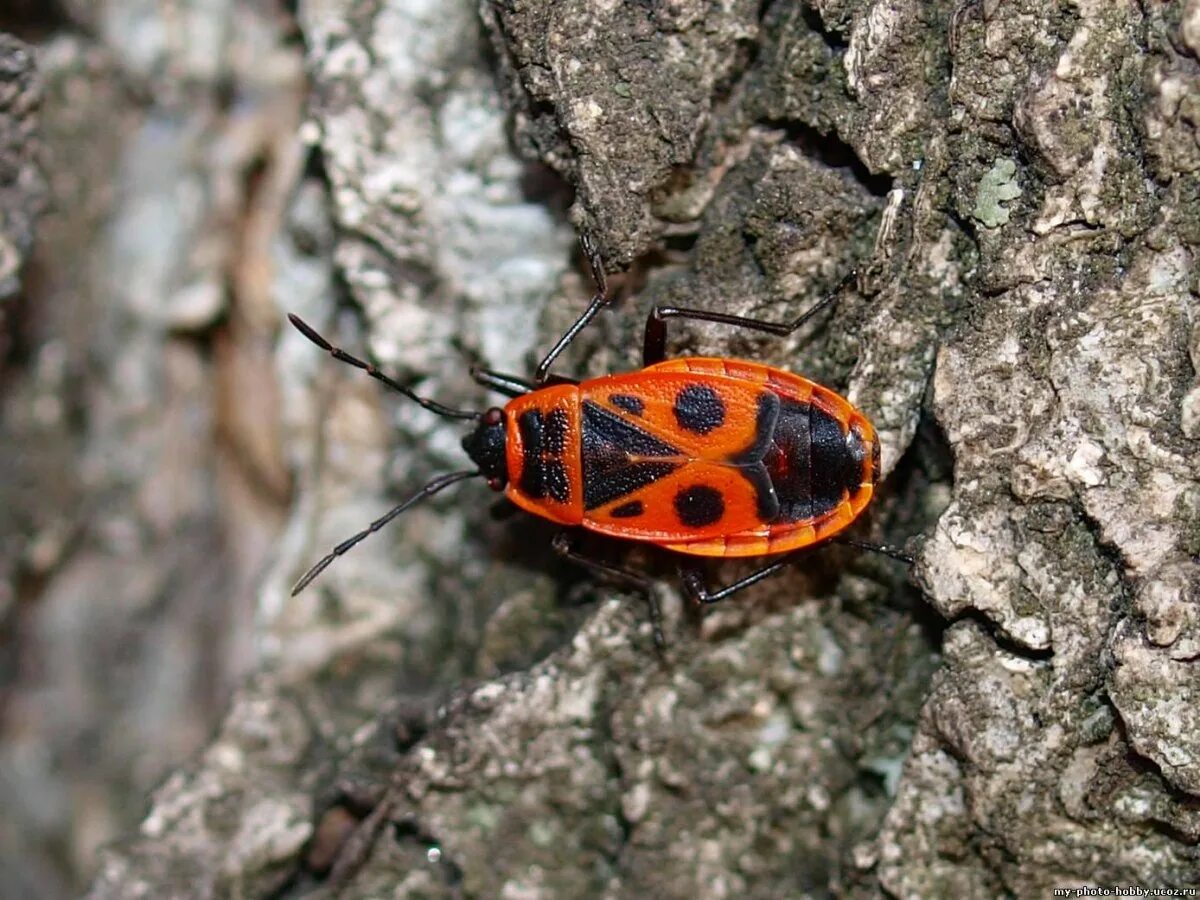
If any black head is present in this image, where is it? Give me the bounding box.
[462,407,508,490]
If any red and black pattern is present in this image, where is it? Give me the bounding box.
[496,359,879,559]
[287,239,898,621]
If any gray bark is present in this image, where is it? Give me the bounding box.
[0,0,1195,897]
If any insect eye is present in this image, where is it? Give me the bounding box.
[487,476,504,491]
[483,407,504,426]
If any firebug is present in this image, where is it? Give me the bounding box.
[288,237,906,644]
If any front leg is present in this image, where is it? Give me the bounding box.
[534,235,612,384]
[470,367,578,398]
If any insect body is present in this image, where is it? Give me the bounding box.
[466,359,879,558]
[290,238,902,627]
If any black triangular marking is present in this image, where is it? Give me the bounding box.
[582,400,682,510]
[586,461,680,510]
[583,400,681,457]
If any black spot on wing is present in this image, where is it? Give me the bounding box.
[609,500,644,518]
[674,484,725,527]
[673,384,726,434]
[609,393,644,416]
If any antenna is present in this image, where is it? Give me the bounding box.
[288,313,480,420]
[292,469,481,595]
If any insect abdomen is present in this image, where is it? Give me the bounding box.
[764,397,873,524]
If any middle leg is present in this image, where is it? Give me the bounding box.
[552,531,665,648]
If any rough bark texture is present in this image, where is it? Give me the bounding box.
[0,33,43,305]
[0,0,1195,897]
[0,3,305,896]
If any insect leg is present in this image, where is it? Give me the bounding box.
[533,235,610,384]
[551,532,665,648]
[833,536,914,565]
[678,554,804,605]
[642,270,857,365]
[681,535,913,605]
[470,367,534,397]
[470,367,579,398]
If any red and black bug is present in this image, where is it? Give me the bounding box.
[289,238,906,642]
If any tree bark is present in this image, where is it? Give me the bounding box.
[0,0,1195,897]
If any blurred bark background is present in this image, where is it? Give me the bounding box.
[0,0,1196,897]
